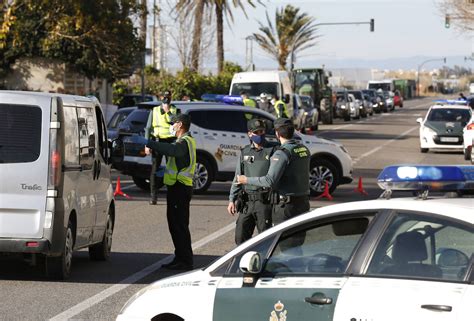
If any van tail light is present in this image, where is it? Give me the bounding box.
[47,98,62,192]
[467,123,474,130]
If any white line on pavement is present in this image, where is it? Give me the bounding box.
[49,222,236,321]
[352,126,419,165]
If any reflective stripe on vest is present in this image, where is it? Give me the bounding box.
[274,100,289,118]
[243,98,256,108]
[152,106,177,138]
[163,135,197,187]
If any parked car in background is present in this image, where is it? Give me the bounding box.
[107,107,136,141]
[348,90,370,118]
[393,90,404,108]
[362,89,380,114]
[375,90,388,113]
[118,94,158,109]
[383,91,395,111]
[297,94,319,132]
[334,89,351,121]
[347,93,361,120]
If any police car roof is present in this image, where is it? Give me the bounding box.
[137,100,269,113]
[431,104,471,110]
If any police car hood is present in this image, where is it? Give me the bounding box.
[296,132,343,147]
[424,121,465,134]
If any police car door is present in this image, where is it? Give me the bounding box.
[213,213,376,321]
[191,109,249,172]
[334,211,473,321]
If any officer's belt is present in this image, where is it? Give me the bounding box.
[246,190,269,201]
[278,194,308,204]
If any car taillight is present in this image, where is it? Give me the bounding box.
[467,123,474,130]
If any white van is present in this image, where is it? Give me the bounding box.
[0,91,115,279]
[229,71,294,117]
[469,83,474,95]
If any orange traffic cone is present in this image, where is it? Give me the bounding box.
[354,177,368,196]
[114,176,131,199]
[315,181,333,201]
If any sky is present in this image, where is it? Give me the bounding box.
[160,0,474,70]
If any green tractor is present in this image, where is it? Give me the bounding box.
[292,68,334,124]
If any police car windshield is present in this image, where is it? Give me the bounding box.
[231,83,279,97]
[427,108,471,123]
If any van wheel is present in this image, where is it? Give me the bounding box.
[193,156,214,194]
[420,148,429,153]
[464,147,472,160]
[46,221,74,280]
[309,159,339,196]
[89,213,113,261]
[132,176,150,191]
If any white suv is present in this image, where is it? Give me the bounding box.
[115,102,353,196]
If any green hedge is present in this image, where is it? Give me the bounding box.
[113,62,242,104]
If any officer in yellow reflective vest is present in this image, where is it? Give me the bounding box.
[272,95,289,119]
[144,113,196,271]
[145,90,180,205]
[240,91,256,108]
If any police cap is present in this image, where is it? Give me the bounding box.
[162,90,172,98]
[170,113,191,127]
[247,118,266,132]
[273,117,293,129]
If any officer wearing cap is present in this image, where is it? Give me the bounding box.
[144,113,196,270]
[228,119,277,244]
[237,118,310,225]
[145,90,180,205]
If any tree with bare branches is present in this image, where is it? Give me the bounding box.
[439,0,474,32]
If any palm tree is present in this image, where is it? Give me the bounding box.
[252,5,317,70]
[176,0,208,72]
[214,0,260,73]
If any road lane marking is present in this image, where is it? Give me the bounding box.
[352,126,419,165]
[50,222,236,321]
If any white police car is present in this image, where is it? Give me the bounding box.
[117,165,474,321]
[116,102,353,195]
[417,101,472,153]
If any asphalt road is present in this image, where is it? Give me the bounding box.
[0,96,467,321]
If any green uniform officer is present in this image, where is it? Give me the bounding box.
[144,113,196,271]
[145,90,180,205]
[237,118,310,225]
[241,92,257,108]
[272,95,289,119]
[228,119,277,245]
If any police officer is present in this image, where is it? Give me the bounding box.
[228,119,276,245]
[237,118,310,225]
[145,90,180,205]
[241,91,257,108]
[144,113,196,270]
[272,95,289,119]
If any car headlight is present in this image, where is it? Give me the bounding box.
[119,285,152,315]
[304,111,308,116]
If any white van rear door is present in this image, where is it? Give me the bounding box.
[0,93,50,239]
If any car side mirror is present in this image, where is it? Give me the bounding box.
[110,138,124,166]
[239,251,262,274]
[284,94,290,104]
[416,117,423,124]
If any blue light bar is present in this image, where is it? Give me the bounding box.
[200,94,243,105]
[377,165,474,192]
[433,99,468,105]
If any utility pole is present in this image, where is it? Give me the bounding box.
[245,36,255,71]
[416,57,446,97]
[139,0,147,99]
[151,0,156,69]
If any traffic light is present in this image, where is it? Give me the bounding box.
[370,18,375,32]
[445,14,450,28]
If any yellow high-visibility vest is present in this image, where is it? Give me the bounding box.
[243,98,256,108]
[152,105,178,139]
[163,135,196,187]
[274,100,289,118]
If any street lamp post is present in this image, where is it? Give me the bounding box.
[416,57,446,97]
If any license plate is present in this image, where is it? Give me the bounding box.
[440,137,459,142]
